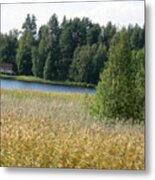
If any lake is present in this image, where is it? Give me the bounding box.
[1,78,96,94]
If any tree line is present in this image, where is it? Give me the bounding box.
[0,13,144,85]
[0,14,144,122]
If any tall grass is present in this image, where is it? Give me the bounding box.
[1,89,144,169]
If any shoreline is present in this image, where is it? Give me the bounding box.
[0,74,95,89]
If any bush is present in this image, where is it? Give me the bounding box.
[91,30,144,123]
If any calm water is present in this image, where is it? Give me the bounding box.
[1,79,96,94]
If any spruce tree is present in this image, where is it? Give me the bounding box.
[48,14,60,79]
[16,32,34,75]
[16,14,37,75]
[34,25,50,78]
[59,25,74,80]
[43,52,54,80]
[92,29,133,122]
[130,48,145,121]
[32,47,39,77]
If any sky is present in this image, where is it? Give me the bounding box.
[1,0,145,33]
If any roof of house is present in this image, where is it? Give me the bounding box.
[0,63,14,74]
[0,63,13,69]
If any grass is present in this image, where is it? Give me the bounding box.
[1,89,144,169]
[0,74,95,88]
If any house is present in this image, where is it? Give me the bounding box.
[0,63,14,74]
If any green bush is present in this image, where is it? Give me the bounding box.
[91,30,144,123]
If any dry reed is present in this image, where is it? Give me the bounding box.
[1,89,144,169]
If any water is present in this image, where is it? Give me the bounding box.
[1,78,96,94]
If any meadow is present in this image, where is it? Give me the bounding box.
[1,89,144,169]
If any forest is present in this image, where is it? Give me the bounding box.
[0,13,145,122]
[1,13,145,169]
[0,14,144,82]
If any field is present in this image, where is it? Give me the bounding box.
[1,89,144,169]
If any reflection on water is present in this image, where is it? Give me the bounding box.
[1,78,96,94]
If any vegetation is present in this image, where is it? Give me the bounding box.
[0,74,95,88]
[1,89,144,169]
[69,44,107,84]
[0,13,145,123]
[0,12,145,169]
[92,29,145,123]
[0,14,144,85]
[0,30,18,72]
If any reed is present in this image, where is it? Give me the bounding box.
[1,89,144,169]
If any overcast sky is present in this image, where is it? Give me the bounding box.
[1,0,144,33]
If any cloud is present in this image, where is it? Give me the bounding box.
[71,1,144,27]
[1,1,144,33]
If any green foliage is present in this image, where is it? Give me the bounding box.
[93,44,107,83]
[22,14,37,36]
[69,44,107,84]
[130,48,145,121]
[59,24,74,80]
[16,32,34,75]
[1,14,145,124]
[101,22,117,49]
[129,24,145,50]
[70,17,87,48]
[48,14,60,79]
[44,52,54,80]
[92,29,144,123]
[48,13,60,40]
[34,25,51,78]
[0,30,18,73]
[0,11,145,128]
[16,14,37,75]
[32,47,39,77]
[86,23,101,45]
[1,13,144,86]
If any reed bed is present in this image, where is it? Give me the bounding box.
[1,89,144,169]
